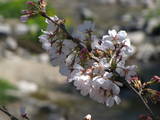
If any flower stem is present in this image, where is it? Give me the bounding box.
[0,107,19,120]
[40,12,84,48]
[126,82,156,119]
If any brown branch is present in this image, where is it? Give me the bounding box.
[0,107,19,120]
[40,12,84,49]
[125,82,156,119]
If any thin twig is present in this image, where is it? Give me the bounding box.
[125,82,156,119]
[0,107,19,120]
[116,74,156,119]
[40,12,84,49]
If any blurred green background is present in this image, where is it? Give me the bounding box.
[0,0,160,120]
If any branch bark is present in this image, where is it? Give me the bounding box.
[125,82,156,119]
[0,107,19,120]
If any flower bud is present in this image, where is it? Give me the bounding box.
[39,0,47,13]
[26,1,35,6]
[84,114,92,120]
[130,76,142,89]
[151,75,160,83]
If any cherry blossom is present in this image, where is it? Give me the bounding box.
[38,17,137,107]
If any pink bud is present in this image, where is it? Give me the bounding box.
[130,76,139,82]
[26,1,35,6]
[39,0,44,3]
[79,48,89,59]
[156,91,160,97]
[152,75,160,83]
[80,48,88,54]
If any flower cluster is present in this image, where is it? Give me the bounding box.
[19,1,160,119]
[39,15,137,107]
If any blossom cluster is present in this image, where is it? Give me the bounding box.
[39,16,137,107]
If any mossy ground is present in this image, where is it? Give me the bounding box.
[0,78,17,104]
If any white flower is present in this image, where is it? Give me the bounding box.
[49,40,76,67]
[45,16,59,24]
[125,65,137,82]
[59,61,71,76]
[93,77,112,90]
[68,70,81,82]
[103,72,113,79]
[68,64,84,82]
[91,78,121,107]
[112,83,120,95]
[103,30,129,44]
[78,21,95,32]
[105,83,120,107]
[72,32,85,41]
[106,95,121,107]
[106,96,115,107]
[117,30,127,41]
[63,40,77,54]
[65,52,76,66]
[120,45,135,57]
[116,67,125,77]
[42,42,51,50]
[123,38,131,47]
[39,34,52,51]
[101,40,115,50]
[114,96,121,104]
[49,47,64,66]
[73,75,91,96]
[45,16,59,32]
[73,64,84,70]
[102,35,112,42]
[116,65,137,82]
[108,29,117,38]
[89,88,105,103]
[39,34,49,43]
[99,58,110,69]
[91,35,102,50]
[116,61,126,77]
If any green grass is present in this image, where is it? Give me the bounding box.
[0,78,17,104]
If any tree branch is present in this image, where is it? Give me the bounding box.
[0,107,19,120]
[125,82,156,119]
[40,12,84,49]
